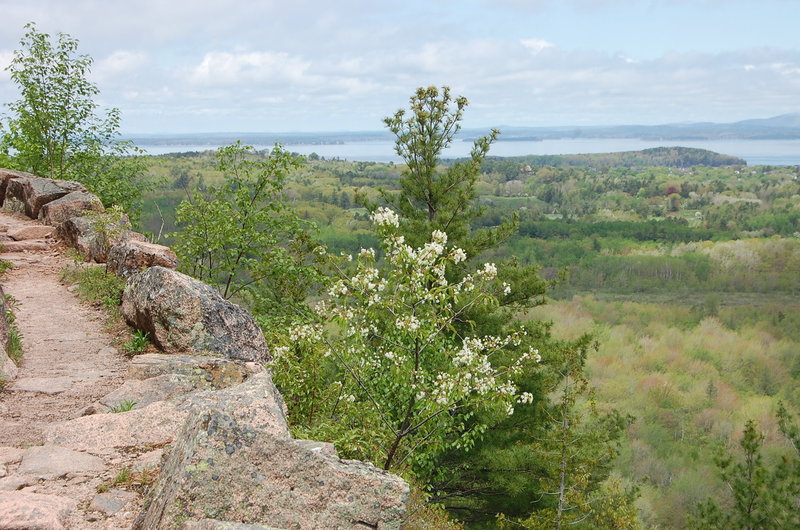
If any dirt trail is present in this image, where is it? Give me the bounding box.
[0,211,126,446]
[0,210,141,529]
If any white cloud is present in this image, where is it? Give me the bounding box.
[521,38,556,55]
[0,0,797,131]
[94,50,149,81]
[187,51,312,87]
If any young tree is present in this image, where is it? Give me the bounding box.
[173,142,320,332]
[690,411,800,529]
[381,86,507,253]
[274,207,541,479]
[510,341,636,529]
[1,23,147,218]
[370,86,558,523]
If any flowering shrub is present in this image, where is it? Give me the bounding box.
[273,207,540,478]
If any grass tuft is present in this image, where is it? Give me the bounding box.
[122,329,150,356]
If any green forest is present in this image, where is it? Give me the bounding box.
[132,140,800,528]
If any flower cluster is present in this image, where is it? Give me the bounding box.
[370,206,399,228]
[283,207,541,468]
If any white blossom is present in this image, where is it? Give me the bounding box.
[371,206,399,228]
[477,262,498,280]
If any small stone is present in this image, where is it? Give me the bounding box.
[44,400,187,451]
[89,489,138,515]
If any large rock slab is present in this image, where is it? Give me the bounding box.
[0,491,77,530]
[11,376,75,394]
[126,353,255,387]
[0,169,37,207]
[7,225,55,241]
[3,176,86,218]
[44,400,187,451]
[136,374,406,530]
[0,475,36,491]
[107,238,178,278]
[0,240,53,252]
[58,213,143,263]
[121,267,269,361]
[99,374,199,411]
[176,373,290,439]
[18,445,106,477]
[39,190,105,226]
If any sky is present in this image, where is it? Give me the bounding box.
[0,0,798,134]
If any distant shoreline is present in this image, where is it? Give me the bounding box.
[136,137,800,166]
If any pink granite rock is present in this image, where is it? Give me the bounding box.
[107,238,178,277]
[39,191,105,227]
[3,176,86,219]
[0,491,77,530]
[121,267,269,361]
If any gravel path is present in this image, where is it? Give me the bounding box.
[0,210,141,529]
[0,211,126,446]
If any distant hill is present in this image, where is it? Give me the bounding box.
[123,113,800,147]
[463,113,800,142]
[480,147,747,168]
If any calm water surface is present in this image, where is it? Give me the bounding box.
[143,138,800,166]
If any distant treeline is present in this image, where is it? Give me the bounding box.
[519,218,735,243]
[480,147,747,169]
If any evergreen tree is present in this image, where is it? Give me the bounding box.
[690,410,800,529]
[381,86,510,254]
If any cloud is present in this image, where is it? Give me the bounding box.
[521,38,556,55]
[94,50,149,81]
[187,51,313,87]
[0,0,797,132]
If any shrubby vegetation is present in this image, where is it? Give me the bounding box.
[172,142,321,335]
[143,135,800,527]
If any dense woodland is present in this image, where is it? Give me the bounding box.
[135,145,800,528]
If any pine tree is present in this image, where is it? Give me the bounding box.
[690,408,800,529]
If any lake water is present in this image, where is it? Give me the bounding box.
[142,138,800,166]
